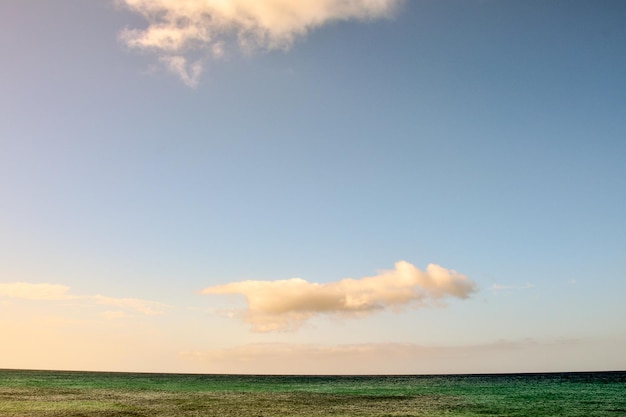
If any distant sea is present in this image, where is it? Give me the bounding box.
[1,369,624,416]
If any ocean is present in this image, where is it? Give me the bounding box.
[0,369,624,416]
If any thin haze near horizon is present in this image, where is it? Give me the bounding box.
[1,0,625,374]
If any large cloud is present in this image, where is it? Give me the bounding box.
[118,0,404,86]
[201,261,476,332]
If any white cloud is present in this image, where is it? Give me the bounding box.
[118,0,404,85]
[0,283,74,301]
[201,261,476,332]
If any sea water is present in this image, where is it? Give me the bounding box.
[1,369,624,416]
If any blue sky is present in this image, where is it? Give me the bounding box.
[1,0,625,374]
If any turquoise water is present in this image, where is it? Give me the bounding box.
[1,369,624,415]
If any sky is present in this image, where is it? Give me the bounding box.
[1,0,625,375]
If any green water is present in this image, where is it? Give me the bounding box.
[1,369,624,416]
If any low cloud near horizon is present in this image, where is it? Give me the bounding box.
[201,261,477,332]
[118,0,404,86]
[181,337,598,374]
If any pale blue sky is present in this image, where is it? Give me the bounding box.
[1,0,625,373]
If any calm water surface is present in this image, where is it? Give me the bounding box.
[1,369,624,416]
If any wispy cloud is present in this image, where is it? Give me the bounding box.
[92,295,169,316]
[201,261,476,332]
[100,310,132,320]
[118,0,404,85]
[158,55,203,88]
[184,339,574,362]
[491,283,535,293]
[0,282,169,316]
[0,283,75,301]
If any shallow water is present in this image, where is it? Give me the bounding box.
[1,369,624,416]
